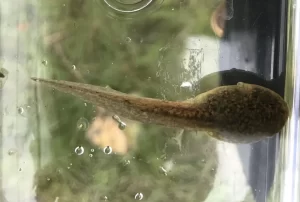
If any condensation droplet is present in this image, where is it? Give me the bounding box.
[134,193,143,200]
[76,117,89,131]
[89,154,93,157]
[74,146,84,155]
[103,146,112,154]
[42,60,47,65]
[72,65,76,70]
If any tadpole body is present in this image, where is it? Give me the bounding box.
[31,75,289,144]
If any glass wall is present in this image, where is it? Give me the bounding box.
[1,0,297,202]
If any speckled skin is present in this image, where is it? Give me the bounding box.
[31,78,289,144]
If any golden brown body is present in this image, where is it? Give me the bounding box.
[31,78,289,144]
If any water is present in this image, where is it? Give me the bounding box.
[0,0,281,201]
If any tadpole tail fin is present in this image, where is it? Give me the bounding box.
[31,77,202,130]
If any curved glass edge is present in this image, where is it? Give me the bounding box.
[272,0,300,201]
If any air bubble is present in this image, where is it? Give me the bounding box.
[72,65,76,70]
[112,115,121,122]
[91,149,95,152]
[0,68,8,88]
[118,122,126,130]
[42,60,48,65]
[74,146,84,155]
[180,81,192,89]
[125,37,132,43]
[76,117,89,131]
[102,0,154,13]
[134,193,143,200]
[17,107,24,115]
[89,154,93,157]
[103,146,112,154]
[8,149,17,155]
[123,159,131,166]
[112,115,127,130]
[159,166,167,176]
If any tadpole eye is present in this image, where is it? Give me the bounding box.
[0,72,4,78]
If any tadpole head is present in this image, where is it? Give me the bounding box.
[195,83,289,143]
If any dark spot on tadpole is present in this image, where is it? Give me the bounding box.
[0,72,4,78]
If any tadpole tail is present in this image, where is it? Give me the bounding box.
[31,77,211,130]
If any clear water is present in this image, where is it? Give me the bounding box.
[0,0,288,202]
